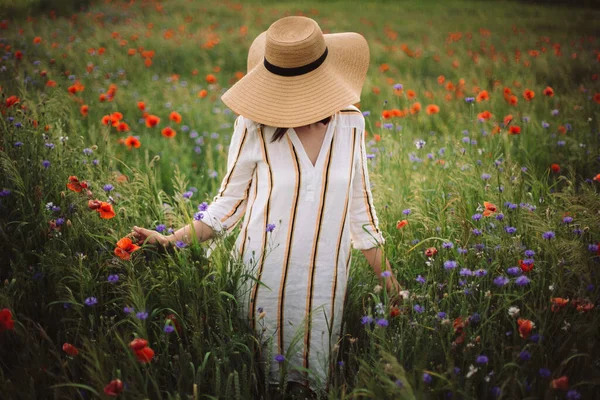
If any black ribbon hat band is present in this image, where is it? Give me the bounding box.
[264,47,328,77]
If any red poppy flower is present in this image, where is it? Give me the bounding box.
[523,89,535,101]
[551,297,569,312]
[129,338,154,363]
[5,95,19,108]
[509,126,521,135]
[124,135,141,149]
[503,115,513,126]
[198,89,207,98]
[390,306,401,318]
[594,93,600,104]
[161,126,176,138]
[80,105,89,117]
[543,86,554,97]
[206,74,217,84]
[517,318,534,338]
[0,308,15,332]
[88,199,101,210]
[424,247,437,258]
[550,376,568,390]
[425,104,440,115]
[518,259,534,273]
[476,90,489,102]
[551,163,560,173]
[137,101,146,111]
[409,102,421,115]
[169,111,182,124]
[66,176,88,193]
[129,338,149,351]
[98,202,115,219]
[145,114,160,128]
[477,110,493,121]
[117,122,130,132]
[396,220,408,229]
[115,237,140,260]
[104,379,124,397]
[62,343,79,356]
[483,201,497,217]
[165,313,182,334]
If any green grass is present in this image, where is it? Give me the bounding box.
[0,0,599,399]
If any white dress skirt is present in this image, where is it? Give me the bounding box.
[202,105,385,391]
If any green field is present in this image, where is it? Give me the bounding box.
[1,0,600,399]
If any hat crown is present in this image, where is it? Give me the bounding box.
[264,16,326,69]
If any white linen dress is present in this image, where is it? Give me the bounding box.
[201,104,385,390]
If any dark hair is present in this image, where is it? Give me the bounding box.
[262,115,333,143]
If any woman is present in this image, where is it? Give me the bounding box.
[133,16,400,397]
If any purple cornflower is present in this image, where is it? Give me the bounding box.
[515,276,530,286]
[505,226,517,234]
[103,184,114,192]
[107,274,119,283]
[539,368,551,378]
[562,216,573,224]
[471,228,482,236]
[376,318,389,327]
[442,241,454,249]
[507,267,521,276]
[393,83,403,90]
[457,247,468,255]
[465,97,475,103]
[491,387,501,398]
[566,390,581,400]
[460,268,473,277]
[164,324,175,333]
[476,355,489,364]
[155,224,166,233]
[182,191,193,199]
[361,315,373,325]
[472,213,483,221]
[413,304,424,314]
[362,111,371,117]
[193,211,204,221]
[519,350,531,362]
[83,148,93,155]
[136,311,149,320]
[274,354,285,363]
[416,275,426,284]
[444,260,458,270]
[55,217,65,226]
[84,297,98,306]
[198,202,208,211]
[124,306,134,314]
[475,269,487,277]
[423,373,432,384]
[551,109,559,116]
[266,223,276,233]
[381,270,392,278]
[402,208,411,215]
[542,231,555,240]
[481,173,491,180]
[175,240,187,249]
[494,276,509,286]
[0,189,11,197]
[542,121,550,128]
[42,160,50,168]
[437,312,446,319]
[524,249,535,257]
[589,244,599,252]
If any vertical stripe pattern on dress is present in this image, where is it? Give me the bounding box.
[303,134,335,375]
[249,126,272,332]
[238,169,258,258]
[277,135,302,354]
[221,176,254,223]
[217,126,248,198]
[329,128,357,334]
[359,129,380,236]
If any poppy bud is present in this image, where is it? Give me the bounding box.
[86,190,93,198]
[91,145,98,150]
[62,343,79,357]
[66,219,72,227]
[60,191,66,198]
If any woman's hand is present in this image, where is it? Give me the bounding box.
[385,275,403,306]
[132,226,172,248]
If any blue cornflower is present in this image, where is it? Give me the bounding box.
[507,267,521,276]
[475,269,487,277]
[193,211,204,221]
[539,368,551,378]
[413,304,424,314]
[542,231,555,240]
[416,275,426,284]
[376,318,389,327]
[275,354,285,363]
[136,311,149,320]
[182,191,193,199]
[14,141,23,147]
[476,355,489,364]
[393,83,403,90]
[124,306,134,314]
[460,268,473,277]
[588,244,599,252]
[0,189,11,197]
[84,297,98,306]
[519,350,531,362]
[198,202,208,211]
[444,260,458,270]
[266,223,276,232]
[437,312,446,319]
[465,97,475,103]
[493,276,509,287]
[515,276,530,286]
[524,249,535,257]
[442,241,453,249]
[457,247,468,255]
[164,324,175,333]
[103,184,114,192]
[472,213,482,221]
[42,160,50,168]
[175,240,187,249]
[474,243,485,251]
[362,111,370,117]
[481,173,491,180]
[107,274,119,283]
[55,217,65,226]
[83,148,93,155]
[471,228,482,236]
[381,270,392,278]
[505,226,517,234]
[155,224,166,233]
[402,208,411,215]
[562,216,573,224]
[542,121,550,128]
[423,373,432,384]
[361,315,373,325]
[566,390,581,400]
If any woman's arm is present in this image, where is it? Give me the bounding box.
[361,246,401,296]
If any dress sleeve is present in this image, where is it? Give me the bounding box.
[349,119,386,250]
[201,115,256,233]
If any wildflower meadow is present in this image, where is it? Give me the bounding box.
[1,0,600,399]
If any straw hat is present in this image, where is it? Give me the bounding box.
[221,16,370,128]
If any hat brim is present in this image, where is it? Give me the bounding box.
[222,32,369,127]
